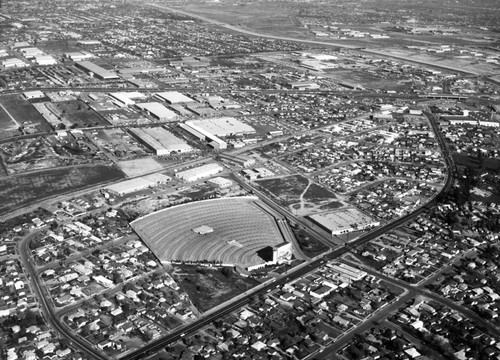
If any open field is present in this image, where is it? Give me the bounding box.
[46,100,109,128]
[324,69,413,91]
[257,175,341,215]
[0,95,52,133]
[257,175,309,202]
[172,265,259,312]
[131,197,286,269]
[0,165,124,215]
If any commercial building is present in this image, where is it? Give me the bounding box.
[327,263,367,282]
[105,174,171,196]
[136,102,177,122]
[154,91,195,104]
[75,61,119,80]
[218,153,256,167]
[308,208,380,236]
[129,127,193,155]
[175,163,223,182]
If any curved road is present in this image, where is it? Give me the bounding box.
[18,231,108,360]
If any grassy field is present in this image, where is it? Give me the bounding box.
[172,265,259,313]
[0,165,124,215]
[0,95,52,133]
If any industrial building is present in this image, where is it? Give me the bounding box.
[187,117,256,137]
[218,153,256,167]
[23,91,45,100]
[109,92,146,107]
[75,61,119,80]
[64,51,94,62]
[179,122,227,150]
[308,208,380,236]
[207,176,233,189]
[2,58,28,68]
[105,173,171,196]
[154,91,195,104]
[175,163,223,182]
[129,127,193,155]
[288,81,320,90]
[33,55,57,65]
[136,102,177,122]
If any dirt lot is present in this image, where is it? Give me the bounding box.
[257,175,342,215]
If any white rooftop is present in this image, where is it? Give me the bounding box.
[155,91,194,104]
[188,117,255,137]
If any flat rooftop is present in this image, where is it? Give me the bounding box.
[188,117,255,137]
[308,208,377,232]
[155,91,194,104]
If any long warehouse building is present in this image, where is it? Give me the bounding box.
[75,61,119,80]
[179,122,227,150]
[175,163,223,182]
[129,127,193,155]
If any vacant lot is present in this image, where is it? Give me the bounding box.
[0,165,124,215]
[47,100,109,128]
[172,265,259,313]
[257,175,309,202]
[0,94,52,133]
[258,175,341,215]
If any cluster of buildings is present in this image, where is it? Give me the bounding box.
[392,300,500,360]
[170,261,399,360]
[432,244,500,321]
[350,179,437,220]
[64,272,193,356]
